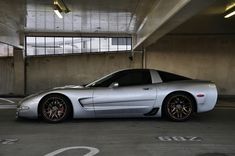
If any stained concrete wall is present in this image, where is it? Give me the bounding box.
[146,35,235,95]
[26,53,142,94]
[0,49,25,96]
[0,57,14,95]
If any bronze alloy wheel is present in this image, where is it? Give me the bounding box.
[165,93,194,121]
[41,95,70,123]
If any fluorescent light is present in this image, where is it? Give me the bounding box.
[226,3,235,11]
[54,9,63,18]
[224,10,235,18]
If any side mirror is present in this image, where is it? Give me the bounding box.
[109,82,119,88]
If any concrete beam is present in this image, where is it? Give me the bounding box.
[0,0,25,47]
[133,0,217,50]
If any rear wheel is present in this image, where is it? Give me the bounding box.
[164,93,194,121]
[40,94,71,123]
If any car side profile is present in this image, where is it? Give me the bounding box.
[16,69,218,123]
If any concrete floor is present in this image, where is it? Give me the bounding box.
[0,99,235,156]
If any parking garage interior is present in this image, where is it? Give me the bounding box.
[0,0,235,155]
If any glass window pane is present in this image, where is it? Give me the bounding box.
[36,37,45,55]
[109,38,117,52]
[26,37,36,56]
[118,38,127,51]
[100,38,108,52]
[115,70,151,87]
[81,37,91,53]
[73,37,81,53]
[0,43,8,57]
[91,38,99,52]
[64,37,73,54]
[45,37,54,55]
[118,38,126,45]
[55,37,64,54]
[127,38,132,50]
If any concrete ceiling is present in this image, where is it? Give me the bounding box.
[0,0,25,46]
[25,0,157,34]
[0,0,234,47]
[170,0,235,34]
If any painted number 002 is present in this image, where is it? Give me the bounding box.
[157,136,202,142]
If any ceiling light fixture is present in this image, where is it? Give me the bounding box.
[225,10,235,18]
[224,3,235,19]
[53,0,70,18]
[226,3,235,11]
[54,5,63,18]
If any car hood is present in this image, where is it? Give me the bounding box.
[21,85,85,102]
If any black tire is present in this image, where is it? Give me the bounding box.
[39,94,72,123]
[163,92,194,121]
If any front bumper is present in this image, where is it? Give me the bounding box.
[16,97,40,119]
[16,106,30,119]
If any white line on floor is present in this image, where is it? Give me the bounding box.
[0,98,15,104]
[44,146,100,156]
[0,105,17,109]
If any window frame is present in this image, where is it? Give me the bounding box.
[89,69,152,88]
[25,36,132,57]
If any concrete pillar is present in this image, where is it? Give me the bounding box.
[13,48,25,96]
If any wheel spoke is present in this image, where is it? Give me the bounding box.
[42,96,67,122]
[167,95,193,120]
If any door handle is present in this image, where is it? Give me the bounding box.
[143,87,151,90]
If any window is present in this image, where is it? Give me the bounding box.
[158,71,191,82]
[81,37,91,53]
[109,38,117,52]
[73,37,82,53]
[45,37,54,55]
[115,70,152,87]
[64,37,73,54]
[26,37,36,56]
[90,69,152,87]
[91,38,99,52]
[55,37,63,54]
[26,36,132,56]
[100,38,109,52]
[36,37,45,55]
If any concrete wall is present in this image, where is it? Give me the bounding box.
[0,49,25,96]
[0,57,14,95]
[146,35,235,95]
[26,53,142,94]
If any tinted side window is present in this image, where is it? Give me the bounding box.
[158,71,191,82]
[115,70,152,87]
[92,73,120,87]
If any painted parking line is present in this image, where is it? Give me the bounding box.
[0,98,15,104]
[0,138,19,144]
[0,105,17,109]
[44,146,100,156]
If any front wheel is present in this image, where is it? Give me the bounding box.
[163,93,194,121]
[40,94,71,123]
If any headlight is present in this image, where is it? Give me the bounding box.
[18,105,30,110]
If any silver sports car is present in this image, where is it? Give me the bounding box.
[16,69,218,123]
